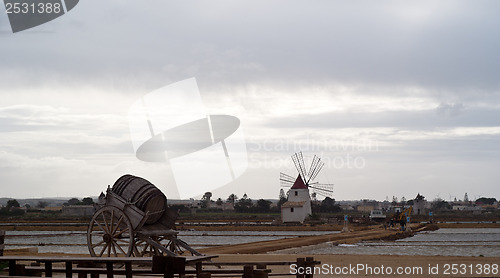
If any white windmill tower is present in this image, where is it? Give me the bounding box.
[280,152,334,223]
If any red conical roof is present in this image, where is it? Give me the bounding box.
[291,175,307,189]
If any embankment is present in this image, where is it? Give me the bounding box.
[200,227,417,254]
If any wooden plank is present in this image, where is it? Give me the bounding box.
[25,266,151,275]
[0,255,215,265]
[0,255,152,263]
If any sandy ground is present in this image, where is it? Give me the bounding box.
[3,251,498,278]
[213,254,500,278]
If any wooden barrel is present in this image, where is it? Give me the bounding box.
[111,174,166,224]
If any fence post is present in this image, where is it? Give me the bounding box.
[152,255,186,278]
[65,261,72,278]
[305,257,314,278]
[296,258,305,278]
[254,264,271,278]
[243,265,254,278]
[0,230,5,256]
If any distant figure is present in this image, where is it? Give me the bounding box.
[400,220,406,231]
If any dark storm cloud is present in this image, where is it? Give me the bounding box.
[1,0,500,199]
[1,0,500,92]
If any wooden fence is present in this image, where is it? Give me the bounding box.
[0,255,320,278]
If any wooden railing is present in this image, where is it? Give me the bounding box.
[0,255,320,278]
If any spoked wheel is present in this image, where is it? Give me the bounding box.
[134,236,184,257]
[133,235,187,257]
[133,236,163,257]
[87,206,134,257]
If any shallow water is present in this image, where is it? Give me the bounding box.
[5,228,499,257]
[303,228,500,257]
[4,230,336,254]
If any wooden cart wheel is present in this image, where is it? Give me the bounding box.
[133,236,185,257]
[133,237,163,257]
[133,235,194,257]
[87,206,134,257]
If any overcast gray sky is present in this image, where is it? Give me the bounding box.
[1,0,499,201]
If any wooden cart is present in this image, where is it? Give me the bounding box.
[87,175,202,257]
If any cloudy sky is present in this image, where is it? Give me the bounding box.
[1,1,499,201]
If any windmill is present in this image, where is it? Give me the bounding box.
[280,152,334,199]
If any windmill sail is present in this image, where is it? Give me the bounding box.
[279,172,296,187]
[309,183,334,198]
[281,152,334,199]
[291,152,307,183]
[306,155,324,184]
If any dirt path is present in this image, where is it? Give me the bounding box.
[200,227,407,254]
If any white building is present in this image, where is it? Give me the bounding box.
[281,176,312,223]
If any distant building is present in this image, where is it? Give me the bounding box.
[452,205,469,211]
[412,193,428,215]
[357,204,375,213]
[281,176,311,223]
[221,202,235,211]
[357,200,379,213]
[452,205,482,212]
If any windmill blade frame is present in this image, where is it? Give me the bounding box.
[309,183,334,198]
[280,172,296,187]
[281,152,334,200]
[291,152,307,183]
[306,155,325,184]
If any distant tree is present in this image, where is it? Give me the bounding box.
[169,204,191,213]
[256,199,272,213]
[235,194,252,213]
[1,199,24,216]
[37,201,48,208]
[475,197,497,205]
[227,194,238,205]
[432,200,451,211]
[279,189,286,200]
[201,192,212,208]
[215,198,223,206]
[320,197,342,213]
[277,195,288,210]
[391,196,398,206]
[65,198,82,206]
[6,199,20,208]
[81,197,94,205]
